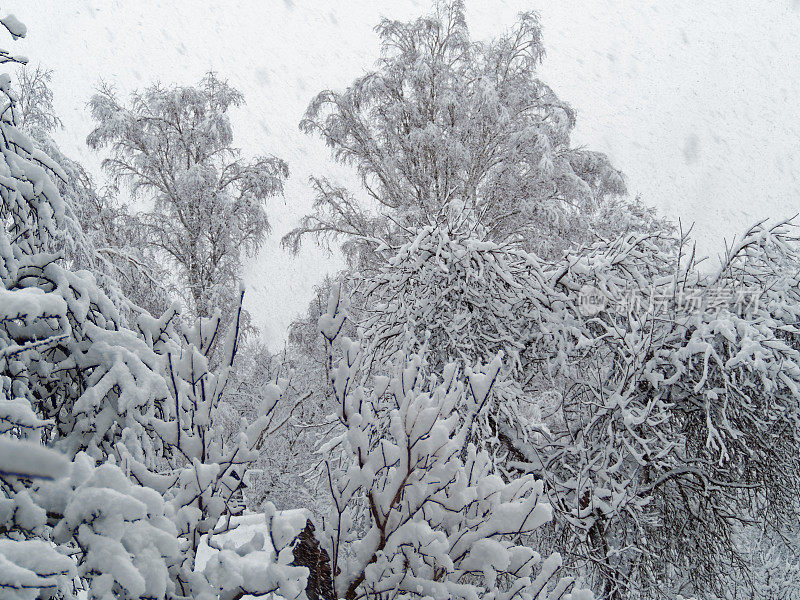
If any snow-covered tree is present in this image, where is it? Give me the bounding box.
[84,67,315,522]
[510,220,800,599]
[109,292,315,599]
[315,284,592,600]
[279,8,672,577]
[1,18,310,600]
[0,22,187,596]
[0,34,171,467]
[12,63,61,133]
[221,339,332,515]
[1,431,311,600]
[283,1,660,267]
[13,63,171,317]
[322,207,800,599]
[87,72,288,321]
[355,222,550,460]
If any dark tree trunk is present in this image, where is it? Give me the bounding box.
[291,520,336,600]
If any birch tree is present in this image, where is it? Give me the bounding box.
[14,63,171,318]
[88,72,288,320]
[283,1,662,268]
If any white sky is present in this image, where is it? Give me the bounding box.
[6,0,800,347]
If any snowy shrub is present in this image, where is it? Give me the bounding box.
[315,284,592,600]
[0,438,76,600]
[0,15,170,463]
[112,294,312,599]
[2,435,307,600]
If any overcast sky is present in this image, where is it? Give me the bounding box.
[7,0,800,346]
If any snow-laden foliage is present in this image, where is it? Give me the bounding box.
[357,223,549,459]
[0,438,180,600]
[1,436,309,600]
[0,439,76,600]
[509,221,800,599]
[0,19,309,599]
[111,293,312,599]
[334,202,800,599]
[0,220,169,461]
[119,298,262,565]
[87,72,288,322]
[361,225,535,370]
[13,63,171,319]
[725,524,800,600]
[316,285,592,600]
[220,338,331,515]
[283,1,658,267]
[0,33,168,463]
[38,453,180,600]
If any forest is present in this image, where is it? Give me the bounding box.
[1,3,799,600]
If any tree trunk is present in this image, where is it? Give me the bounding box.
[291,520,336,600]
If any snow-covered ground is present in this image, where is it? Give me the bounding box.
[194,511,308,600]
[194,512,292,573]
[6,0,800,348]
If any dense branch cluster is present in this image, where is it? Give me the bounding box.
[280,3,800,599]
[317,285,591,600]
[0,18,308,600]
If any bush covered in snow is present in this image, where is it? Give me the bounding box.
[315,284,592,600]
